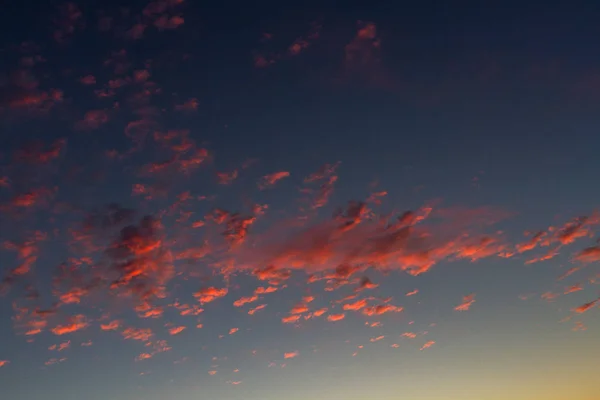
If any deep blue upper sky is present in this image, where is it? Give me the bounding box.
[1,1,600,400]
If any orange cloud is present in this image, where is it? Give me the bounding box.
[233,295,259,307]
[122,327,153,342]
[420,341,435,350]
[357,277,379,290]
[136,353,153,361]
[288,39,310,56]
[106,215,174,301]
[312,308,328,317]
[58,287,88,305]
[254,286,278,295]
[100,320,120,331]
[194,287,228,304]
[48,340,71,351]
[136,303,164,319]
[284,351,299,359]
[343,298,368,311]
[573,321,587,331]
[454,294,476,311]
[282,315,301,324]
[515,231,546,253]
[290,304,310,315]
[168,326,186,335]
[573,298,599,314]
[23,319,48,336]
[327,313,346,322]
[248,304,267,315]
[230,204,510,280]
[575,245,600,263]
[541,292,559,301]
[362,305,402,316]
[45,357,67,366]
[564,284,583,295]
[51,315,89,335]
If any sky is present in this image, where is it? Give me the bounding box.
[1,0,600,399]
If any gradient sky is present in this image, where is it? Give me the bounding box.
[1,1,600,399]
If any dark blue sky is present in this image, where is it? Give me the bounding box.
[1,1,600,399]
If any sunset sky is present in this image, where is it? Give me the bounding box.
[1,1,600,399]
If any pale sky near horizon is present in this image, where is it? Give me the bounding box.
[1,1,600,399]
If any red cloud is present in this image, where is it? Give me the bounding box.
[14,139,66,163]
[77,110,109,130]
[154,15,184,30]
[175,98,199,111]
[11,188,54,208]
[258,171,290,189]
[217,170,239,185]
[80,75,96,85]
